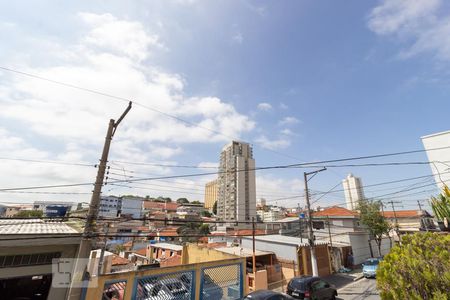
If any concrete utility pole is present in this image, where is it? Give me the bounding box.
[298,203,303,243]
[252,217,256,275]
[417,200,428,232]
[304,167,326,277]
[388,200,401,244]
[68,101,132,300]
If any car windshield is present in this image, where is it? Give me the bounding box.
[364,259,379,266]
[288,279,307,290]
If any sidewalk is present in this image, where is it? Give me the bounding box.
[323,268,364,289]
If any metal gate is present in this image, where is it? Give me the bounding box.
[200,263,243,300]
[134,270,195,300]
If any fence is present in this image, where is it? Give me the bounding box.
[86,257,245,300]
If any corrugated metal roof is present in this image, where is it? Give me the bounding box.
[0,219,79,234]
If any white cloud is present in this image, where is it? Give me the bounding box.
[257,102,272,111]
[278,116,300,126]
[368,0,450,61]
[0,12,256,202]
[79,12,163,61]
[232,32,243,44]
[255,135,291,150]
[280,103,288,109]
[368,0,440,35]
[280,128,295,136]
[256,175,304,206]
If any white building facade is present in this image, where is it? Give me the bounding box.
[99,196,121,218]
[421,130,450,190]
[217,141,256,222]
[342,174,365,210]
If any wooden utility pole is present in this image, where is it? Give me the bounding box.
[304,167,326,277]
[68,102,132,300]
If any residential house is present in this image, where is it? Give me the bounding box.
[241,234,332,278]
[312,206,391,266]
[382,209,436,239]
[0,219,81,299]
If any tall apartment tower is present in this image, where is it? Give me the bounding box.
[217,141,256,222]
[204,179,218,210]
[342,174,365,210]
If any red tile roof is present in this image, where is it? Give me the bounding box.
[313,206,358,217]
[382,210,421,218]
[143,201,179,211]
[135,248,147,256]
[111,255,131,266]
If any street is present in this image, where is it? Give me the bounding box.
[337,278,380,300]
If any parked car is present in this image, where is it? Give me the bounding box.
[362,257,382,278]
[286,276,337,300]
[243,289,295,300]
[142,278,190,300]
[179,273,224,299]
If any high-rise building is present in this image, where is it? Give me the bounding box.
[204,179,219,210]
[217,141,256,222]
[342,174,365,210]
[421,130,450,190]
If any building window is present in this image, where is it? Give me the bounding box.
[312,221,325,230]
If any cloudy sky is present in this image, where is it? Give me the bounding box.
[0,0,449,209]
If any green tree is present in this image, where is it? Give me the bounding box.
[155,196,172,203]
[115,244,125,254]
[430,186,450,221]
[377,233,450,300]
[16,210,43,218]
[358,200,391,256]
[191,201,202,205]
[199,223,210,235]
[201,210,212,217]
[176,198,189,204]
[212,201,217,215]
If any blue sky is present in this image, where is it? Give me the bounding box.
[0,0,449,209]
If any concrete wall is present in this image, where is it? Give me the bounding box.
[422,130,450,190]
[241,238,298,261]
[350,235,391,265]
[182,244,237,264]
[0,237,80,300]
[84,255,246,300]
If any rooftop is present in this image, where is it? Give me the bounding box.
[242,234,328,246]
[112,255,132,266]
[313,206,358,218]
[0,219,79,234]
[382,210,429,218]
[143,201,179,211]
[151,243,183,251]
[215,246,273,258]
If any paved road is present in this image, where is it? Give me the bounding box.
[336,278,380,300]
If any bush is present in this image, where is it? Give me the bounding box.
[377,232,450,300]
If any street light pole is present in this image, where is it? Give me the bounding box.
[304,167,326,277]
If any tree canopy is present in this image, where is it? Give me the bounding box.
[176,198,189,204]
[16,210,43,218]
[212,201,217,215]
[377,233,450,299]
[358,200,391,256]
[190,200,202,205]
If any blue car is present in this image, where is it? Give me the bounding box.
[362,258,381,278]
